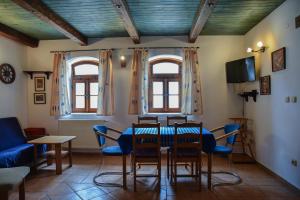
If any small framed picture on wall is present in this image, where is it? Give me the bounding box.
[271,47,286,72]
[34,93,46,104]
[260,75,271,95]
[34,77,45,91]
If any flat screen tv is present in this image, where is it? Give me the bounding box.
[225,56,256,83]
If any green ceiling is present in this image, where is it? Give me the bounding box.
[0,0,286,40]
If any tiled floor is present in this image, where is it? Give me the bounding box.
[8,154,300,200]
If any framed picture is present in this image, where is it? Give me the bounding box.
[271,47,286,72]
[260,76,271,95]
[34,77,45,91]
[34,93,46,104]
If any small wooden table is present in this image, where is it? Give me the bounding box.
[28,136,76,175]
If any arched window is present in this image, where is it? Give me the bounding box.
[72,60,99,113]
[148,58,181,113]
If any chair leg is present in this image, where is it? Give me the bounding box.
[19,179,25,200]
[158,156,161,188]
[167,149,169,179]
[133,160,137,192]
[199,157,202,191]
[0,191,9,200]
[174,161,177,191]
[191,162,194,176]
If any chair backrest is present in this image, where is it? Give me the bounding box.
[174,122,203,156]
[0,117,27,151]
[224,123,240,145]
[167,116,187,126]
[132,123,160,156]
[93,125,107,147]
[137,116,159,124]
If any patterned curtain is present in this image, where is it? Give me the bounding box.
[97,50,114,115]
[181,48,203,115]
[50,53,71,116]
[128,49,149,115]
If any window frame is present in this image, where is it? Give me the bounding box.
[148,58,182,113]
[71,60,99,113]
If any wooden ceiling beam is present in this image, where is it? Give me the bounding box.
[189,0,217,43]
[12,0,88,46]
[0,23,39,48]
[111,0,140,44]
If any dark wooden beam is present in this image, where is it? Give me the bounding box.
[12,0,87,45]
[189,0,217,43]
[111,0,140,44]
[0,23,39,47]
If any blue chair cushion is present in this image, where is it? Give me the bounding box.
[224,124,240,145]
[213,145,233,155]
[102,146,123,156]
[93,125,107,146]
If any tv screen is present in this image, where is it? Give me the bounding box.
[226,56,256,83]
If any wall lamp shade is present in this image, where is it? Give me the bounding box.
[247,41,267,53]
[120,56,126,68]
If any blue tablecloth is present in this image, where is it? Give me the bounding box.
[117,127,216,155]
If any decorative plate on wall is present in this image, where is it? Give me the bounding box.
[0,63,16,84]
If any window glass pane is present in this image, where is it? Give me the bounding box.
[153,82,163,94]
[76,83,85,95]
[90,82,98,95]
[76,96,85,108]
[90,96,98,109]
[153,95,163,108]
[168,81,179,95]
[169,95,179,108]
[153,62,179,74]
[75,64,98,75]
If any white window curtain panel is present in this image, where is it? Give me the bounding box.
[50,53,72,116]
[181,48,203,115]
[97,50,114,115]
[128,49,149,115]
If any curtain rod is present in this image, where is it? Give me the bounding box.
[50,46,200,53]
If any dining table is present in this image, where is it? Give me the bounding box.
[117,126,216,190]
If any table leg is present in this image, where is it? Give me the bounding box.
[68,141,72,167]
[208,153,212,190]
[122,154,127,189]
[55,144,62,175]
[19,179,25,200]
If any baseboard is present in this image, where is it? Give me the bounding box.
[256,161,300,191]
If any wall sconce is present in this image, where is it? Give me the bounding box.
[247,41,267,53]
[120,55,126,68]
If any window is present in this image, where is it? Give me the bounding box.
[148,58,181,113]
[72,60,99,113]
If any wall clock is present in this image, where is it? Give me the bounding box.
[0,63,16,84]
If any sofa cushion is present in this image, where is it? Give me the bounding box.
[0,117,27,151]
[0,144,34,168]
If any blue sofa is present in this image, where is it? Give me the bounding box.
[0,117,45,168]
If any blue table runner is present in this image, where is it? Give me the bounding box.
[117,127,216,155]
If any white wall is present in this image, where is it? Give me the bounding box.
[25,36,245,149]
[244,0,300,188]
[0,37,27,127]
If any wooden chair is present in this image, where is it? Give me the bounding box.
[209,124,241,187]
[167,116,187,126]
[132,123,161,192]
[138,116,159,124]
[170,122,203,191]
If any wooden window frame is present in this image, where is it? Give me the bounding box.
[148,58,182,113]
[72,60,98,113]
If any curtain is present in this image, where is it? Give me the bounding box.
[181,48,203,115]
[128,49,149,115]
[97,50,114,115]
[50,53,71,116]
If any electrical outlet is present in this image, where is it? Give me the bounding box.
[285,96,290,103]
[291,159,298,167]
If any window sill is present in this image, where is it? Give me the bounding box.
[59,113,108,121]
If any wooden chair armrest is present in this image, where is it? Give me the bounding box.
[215,130,239,141]
[107,127,123,134]
[209,126,225,133]
[95,131,119,142]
